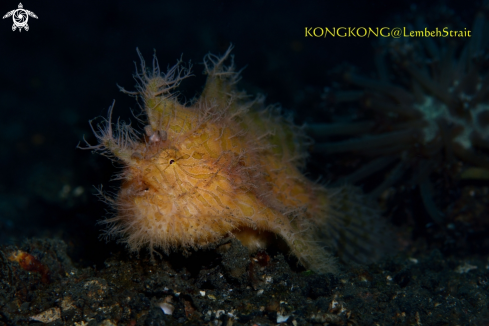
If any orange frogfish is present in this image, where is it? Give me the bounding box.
[82,46,391,273]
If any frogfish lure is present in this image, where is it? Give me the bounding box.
[81,46,391,273]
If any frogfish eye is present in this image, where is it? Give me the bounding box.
[169,159,175,164]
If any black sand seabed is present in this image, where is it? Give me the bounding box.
[1,238,488,325]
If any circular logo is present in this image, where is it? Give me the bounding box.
[13,10,28,28]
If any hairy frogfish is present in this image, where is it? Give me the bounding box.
[81,46,391,273]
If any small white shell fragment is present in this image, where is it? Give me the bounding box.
[455,263,477,274]
[216,310,225,318]
[158,302,175,315]
[257,289,264,295]
[200,290,206,296]
[277,312,290,323]
[61,296,75,311]
[30,307,61,323]
[331,299,339,309]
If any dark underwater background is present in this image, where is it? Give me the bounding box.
[0,0,485,268]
